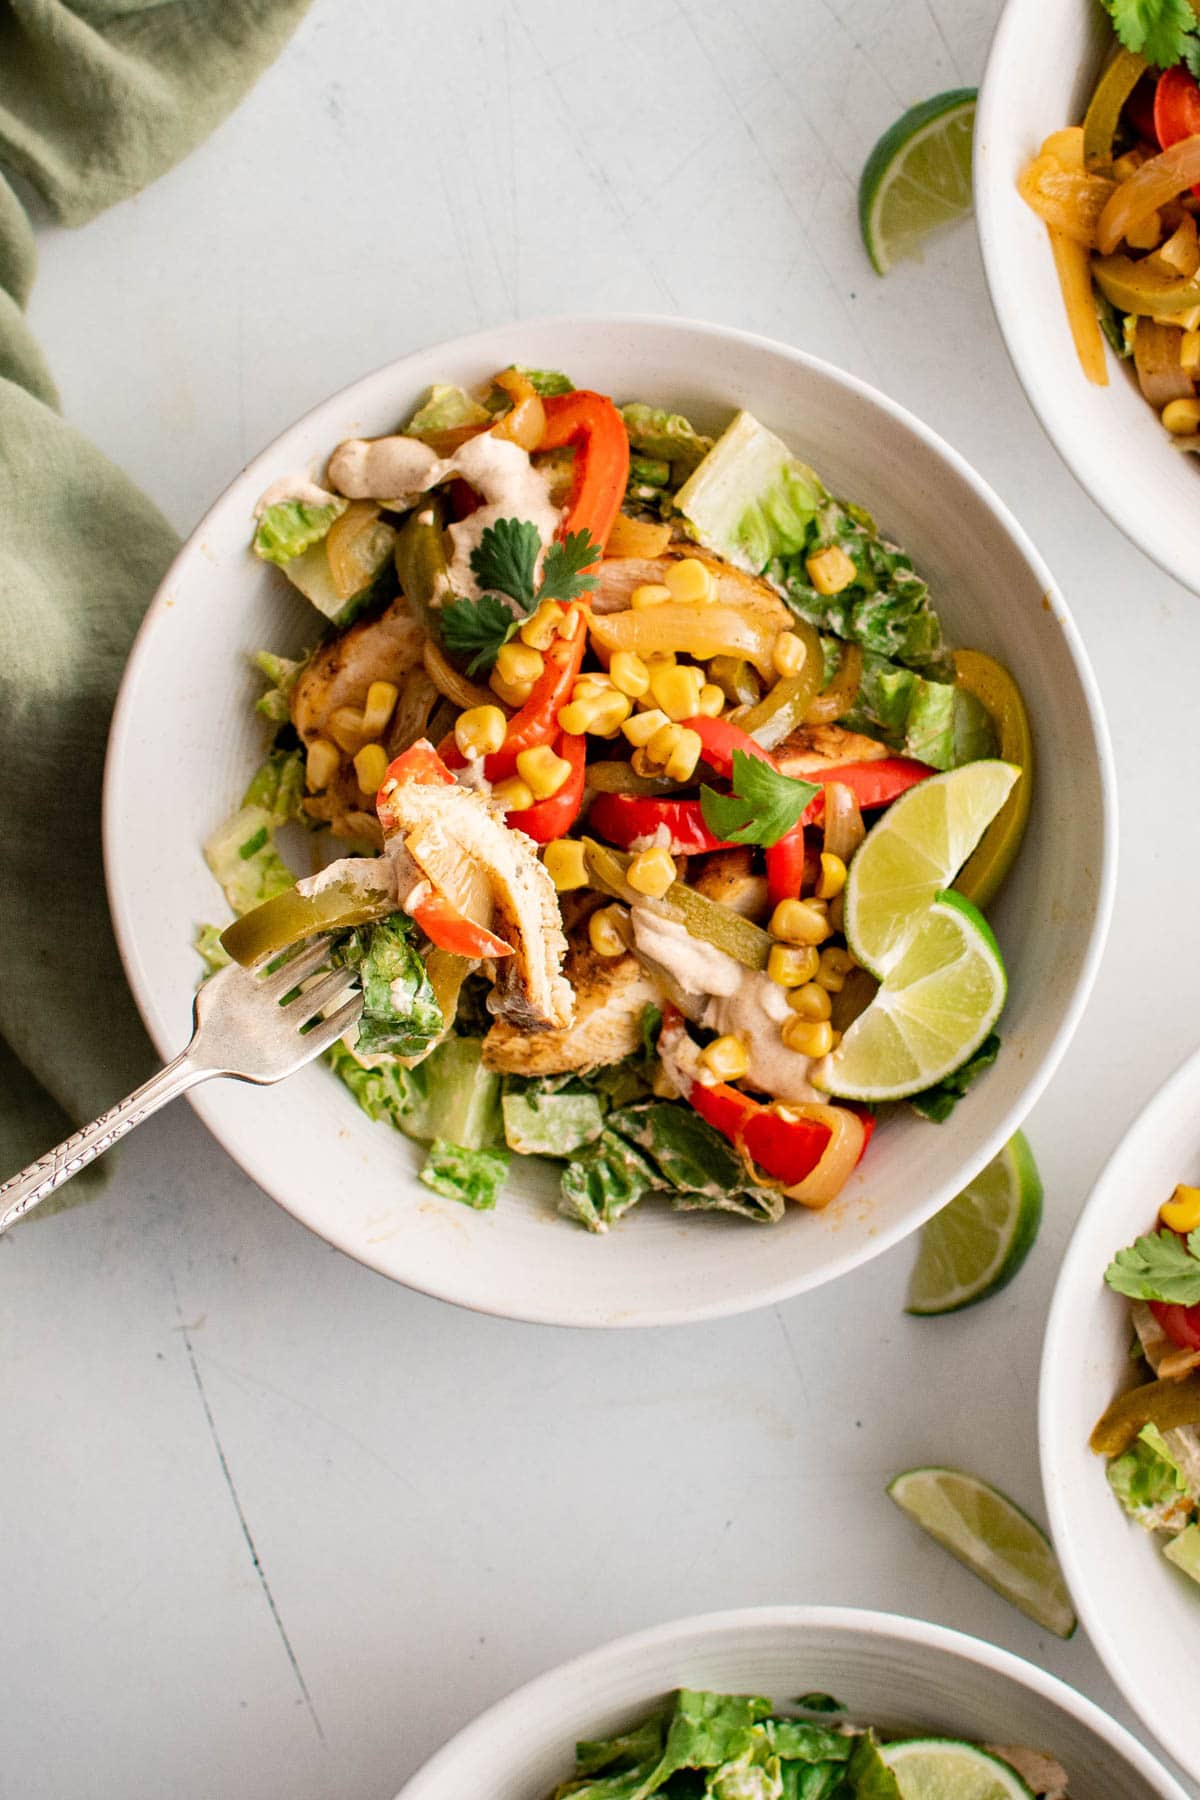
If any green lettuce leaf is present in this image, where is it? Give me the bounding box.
[675,411,822,569]
[621,402,714,480]
[780,1766,843,1800]
[839,653,995,772]
[515,366,575,397]
[332,915,444,1059]
[404,383,492,436]
[1164,1520,1200,1584]
[325,1040,432,1137]
[1108,1422,1194,1531]
[253,496,346,566]
[908,1032,1001,1123]
[240,747,305,826]
[575,1713,668,1777]
[764,1725,852,1766]
[202,769,297,917]
[419,1139,509,1209]
[841,1734,901,1800]
[252,648,307,724]
[193,923,231,977]
[419,1037,504,1149]
[559,1129,661,1232]
[502,1087,606,1156]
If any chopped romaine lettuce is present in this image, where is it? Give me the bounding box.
[908,1033,1000,1123]
[253,496,346,567]
[193,923,231,976]
[502,1088,606,1157]
[841,1734,901,1800]
[253,648,307,724]
[620,402,713,481]
[419,1139,509,1210]
[332,915,444,1059]
[1164,1520,1200,1585]
[281,513,397,625]
[560,1129,660,1233]
[764,1724,851,1765]
[1108,1422,1195,1531]
[516,366,575,397]
[838,652,995,771]
[202,753,302,917]
[628,455,672,490]
[576,1715,668,1778]
[240,746,304,826]
[675,411,822,569]
[403,383,492,436]
[419,1037,504,1149]
[325,1040,431,1137]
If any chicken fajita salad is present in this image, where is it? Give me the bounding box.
[200,366,1031,1229]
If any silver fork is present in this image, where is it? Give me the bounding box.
[0,938,363,1235]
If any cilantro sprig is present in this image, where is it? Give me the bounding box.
[1104,1226,1200,1305]
[439,519,600,676]
[1102,0,1200,74]
[699,751,820,849]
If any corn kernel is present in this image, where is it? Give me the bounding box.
[490,670,535,707]
[627,846,677,898]
[610,650,650,698]
[772,631,808,679]
[589,904,630,958]
[827,892,846,934]
[1163,397,1200,435]
[622,707,671,747]
[519,599,567,650]
[361,680,399,740]
[454,704,508,759]
[816,946,856,992]
[328,705,366,753]
[770,898,832,946]
[1160,1184,1200,1234]
[558,605,584,639]
[815,852,847,900]
[492,775,535,811]
[543,839,588,892]
[305,737,340,792]
[768,943,822,987]
[699,1034,749,1082]
[805,545,857,596]
[696,683,725,716]
[558,689,631,737]
[353,742,389,795]
[631,582,673,610]
[495,641,544,688]
[788,981,832,1021]
[645,721,684,767]
[664,557,716,603]
[648,661,704,722]
[572,673,614,699]
[663,727,702,783]
[516,743,572,800]
[781,1017,834,1057]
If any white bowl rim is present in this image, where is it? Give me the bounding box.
[974,2,1196,595]
[396,1603,1189,1800]
[102,311,1118,1327]
[1040,1040,1200,1778]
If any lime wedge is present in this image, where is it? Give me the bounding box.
[906,1132,1043,1316]
[813,891,1005,1103]
[887,1467,1076,1638]
[880,1740,1034,1800]
[844,761,1021,979]
[859,90,977,275]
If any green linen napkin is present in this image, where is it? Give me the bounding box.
[0,0,311,1203]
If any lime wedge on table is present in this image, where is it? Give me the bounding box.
[906,1132,1043,1316]
[859,89,977,275]
[880,1739,1035,1800]
[844,761,1020,978]
[888,1467,1076,1638]
[814,891,1006,1103]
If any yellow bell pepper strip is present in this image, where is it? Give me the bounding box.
[1083,49,1148,170]
[220,879,396,968]
[581,837,772,970]
[953,649,1033,909]
[1092,250,1200,315]
[1097,134,1200,254]
[1049,230,1110,383]
[1090,1372,1200,1456]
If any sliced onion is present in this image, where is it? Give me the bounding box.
[1017,156,1115,245]
[605,514,673,558]
[1097,134,1200,255]
[823,782,865,864]
[781,1105,865,1208]
[805,641,862,725]
[1133,318,1192,405]
[422,638,505,713]
[490,369,545,452]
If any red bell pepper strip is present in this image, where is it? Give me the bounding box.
[1151,1298,1200,1353]
[504,730,587,843]
[799,756,932,824]
[764,823,806,908]
[375,741,514,960]
[1153,67,1200,197]
[587,791,733,855]
[682,714,776,779]
[538,390,630,554]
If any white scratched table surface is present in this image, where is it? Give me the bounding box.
[5,1,1200,1795]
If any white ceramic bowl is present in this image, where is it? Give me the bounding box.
[103,314,1115,1327]
[976,0,1200,594]
[396,1606,1186,1800]
[1041,1046,1200,1778]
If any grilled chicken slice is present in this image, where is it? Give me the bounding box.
[689,847,770,921]
[377,775,572,1032]
[595,546,790,633]
[483,944,657,1074]
[290,597,425,745]
[773,722,889,777]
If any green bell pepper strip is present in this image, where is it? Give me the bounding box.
[221,880,395,967]
[581,837,771,970]
[1083,47,1148,170]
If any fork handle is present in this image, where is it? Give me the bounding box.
[0,1050,206,1235]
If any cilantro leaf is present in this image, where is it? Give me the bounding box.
[700,751,820,848]
[439,594,520,675]
[1102,0,1195,69]
[469,517,540,611]
[1182,26,1200,76]
[538,530,601,606]
[1104,1226,1200,1305]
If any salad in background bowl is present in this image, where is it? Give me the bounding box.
[103,317,1112,1326]
[205,364,1029,1230]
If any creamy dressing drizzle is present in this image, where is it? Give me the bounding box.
[254,473,341,516]
[325,429,561,601]
[630,908,821,1106]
